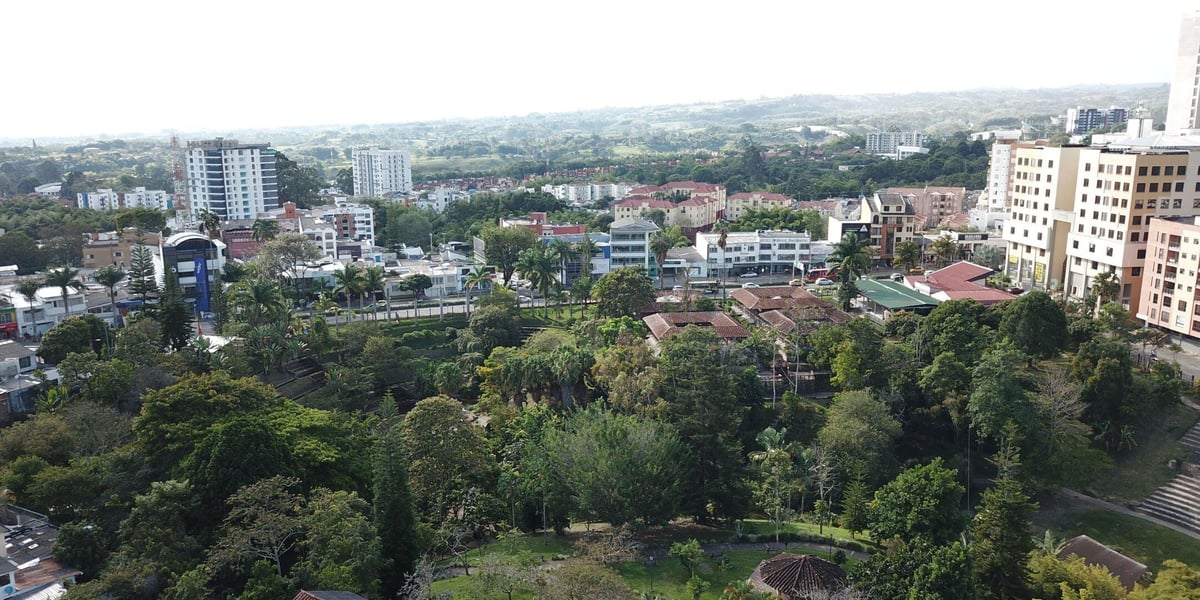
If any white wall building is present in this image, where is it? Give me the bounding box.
[185,138,279,221]
[695,230,813,277]
[865,132,927,156]
[351,148,412,197]
[312,200,376,247]
[541,182,633,206]
[78,187,173,211]
[1167,11,1200,133]
[607,218,659,275]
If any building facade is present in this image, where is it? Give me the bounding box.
[155,232,226,308]
[312,200,376,247]
[865,132,927,156]
[1167,11,1200,133]
[185,138,279,221]
[1139,216,1200,336]
[1065,106,1128,135]
[77,187,172,211]
[695,230,812,277]
[1004,145,1084,290]
[351,148,412,197]
[608,218,659,274]
[725,192,794,221]
[82,230,161,270]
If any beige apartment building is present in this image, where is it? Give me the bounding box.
[82,229,161,270]
[1005,145,1083,290]
[1063,149,1200,314]
[1139,216,1200,336]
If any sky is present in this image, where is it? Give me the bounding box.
[5,0,1199,139]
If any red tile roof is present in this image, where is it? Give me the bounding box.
[730,192,793,202]
[1057,535,1148,591]
[903,261,1014,305]
[643,311,750,341]
[615,198,675,209]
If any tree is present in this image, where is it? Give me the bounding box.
[37,314,110,364]
[55,521,108,581]
[333,263,364,309]
[576,233,599,279]
[179,414,297,515]
[999,291,1067,359]
[482,226,538,285]
[276,152,322,208]
[250,218,279,243]
[592,266,656,318]
[828,232,870,310]
[114,479,203,588]
[516,245,559,316]
[252,232,323,282]
[1,232,48,274]
[473,554,531,600]
[970,447,1037,600]
[335,167,354,195]
[817,390,901,486]
[361,266,386,318]
[400,396,495,524]
[717,224,730,300]
[1128,559,1200,599]
[157,268,193,351]
[15,278,43,332]
[894,239,922,272]
[197,209,221,239]
[930,235,961,268]
[1027,552,1127,600]
[374,426,419,598]
[464,264,490,318]
[969,340,1035,444]
[868,457,965,545]
[650,232,673,290]
[128,243,158,306]
[44,265,82,319]
[1090,271,1121,315]
[208,476,305,578]
[294,489,383,598]
[750,427,798,542]
[854,538,973,600]
[231,278,289,328]
[94,264,126,328]
[839,474,870,538]
[546,407,686,527]
[669,539,705,579]
[535,560,637,600]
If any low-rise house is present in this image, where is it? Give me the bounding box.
[82,229,160,270]
[0,341,37,378]
[730,286,851,336]
[901,261,1015,306]
[643,311,750,346]
[0,505,83,599]
[1057,535,1148,592]
[856,279,940,319]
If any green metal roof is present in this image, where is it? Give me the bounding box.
[856,279,940,310]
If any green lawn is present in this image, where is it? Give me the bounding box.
[1084,402,1198,503]
[1033,495,1200,571]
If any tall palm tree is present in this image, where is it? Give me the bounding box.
[930,235,960,268]
[517,246,558,317]
[251,218,280,243]
[464,264,490,318]
[197,209,222,239]
[650,232,673,291]
[717,224,730,302]
[828,232,870,311]
[332,264,363,311]
[575,233,599,280]
[94,264,126,328]
[15,278,42,336]
[44,266,83,319]
[362,265,386,321]
[894,239,922,273]
[549,238,575,286]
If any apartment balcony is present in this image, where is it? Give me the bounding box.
[1169,243,1182,251]
[1165,275,1177,283]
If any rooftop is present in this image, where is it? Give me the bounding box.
[750,553,846,599]
[1057,535,1147,591]
[0,341,35,361]
[643,311,750,342]
[856,279,940,310]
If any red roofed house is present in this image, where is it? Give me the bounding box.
[614,182,728,236]
[498,212,586,237]
[902,261,1015,306]
[643,311,750,346]
[726,192,794,221]
[730,286,851,335]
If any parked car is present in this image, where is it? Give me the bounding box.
[815,277,835,286]
[741,282,760,289]
[789,279,805,286]
[890,272,905,282]
[672,285,685,292]
[739,271,758,279]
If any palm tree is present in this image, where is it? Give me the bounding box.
[717,224,730,302]
[571,276,593,312]
[930,235,960,268]
[332,264,363,311]
[94,264,126,328]
[464,264,490,318]
[650,232,673,291]
[828,233,870,311]
[894,239,922,273]
[362,265,386,321]
[1090,270,1120,317]
[15,278,42,336]
[232,278,289,327]
[517,246,558,317]
[549,238,575,286]
[575,233,599,280]
[251,218,280,243]
[197,209,221,239]
[44,266,83,319]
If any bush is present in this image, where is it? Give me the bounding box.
[833,549,847,564]
[444,327,458,340]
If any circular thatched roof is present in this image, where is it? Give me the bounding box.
[749,553,847,600]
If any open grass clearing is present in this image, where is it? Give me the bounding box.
[1083,401,1198,503]
[1033,493,1200,571]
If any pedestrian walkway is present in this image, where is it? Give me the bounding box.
[1061,488,1200,542]
[1130,414,1200,538]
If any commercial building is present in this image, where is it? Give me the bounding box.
[825,193,917,262]
[77,187,173,211]
[351,147,412,197]
[82,230,160,270]
[607,218,659,275]
[1004,145,1083,290]
[880,187,965,230]
[1166,11,1200,133]
[185,138,279,221]
[154,232,226,310]
[694,230,813,277]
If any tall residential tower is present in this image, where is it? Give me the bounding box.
[351,147,412,197]
[1166,11,1200,132]
[184,138,279,221]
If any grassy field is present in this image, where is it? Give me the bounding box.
[1033,494,1200,571]
[1083,402,1198,503]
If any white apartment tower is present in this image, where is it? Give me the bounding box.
[185,138,279,221]
[351,148,412,197]
[1166,11,1200,133]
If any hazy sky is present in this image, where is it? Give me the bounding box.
[6,0,1198,139]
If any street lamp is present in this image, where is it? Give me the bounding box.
[644,555,656,593]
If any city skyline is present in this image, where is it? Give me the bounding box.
[6,0,1198,139]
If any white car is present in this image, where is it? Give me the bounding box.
[741,282,760,289]
[739,272,758,279]
[672,285,685,292]
[815,277,835,286]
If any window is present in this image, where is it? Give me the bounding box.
[1177,182,1186,192]
[1139,166,1148,176]
[1133,267,1142,277]
[1166,166,1176,176]
[1152,166,1161,176]
[1137,183,1146,192]
[1150,183,1160,193]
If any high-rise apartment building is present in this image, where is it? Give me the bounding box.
[351,148,412,197]
[865,132,926,156]
[1167,11,1200,133]
[1004,145,1083,289]
[1062,149,1200,313]
[1065,107,1128,135]
[185,138,279,221]
[1138,216,1200,335]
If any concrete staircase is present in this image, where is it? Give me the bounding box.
[1135,421,1200,535]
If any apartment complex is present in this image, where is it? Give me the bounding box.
[1139,216,1200,336]
[724,192,794,221]
[825,193,917,261]
[312,200,376,247]
[185,138,279,221]
[541,182,634,205]
[608,218,659,275]
[865,132,927,156]
[1065,106,1128,135]
[82,229,161,269]
[77,187,173,211]
[351,147,412,197]
[1167,11,1200,132]
[880,187,965,229]
[1004,145,1083,290]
